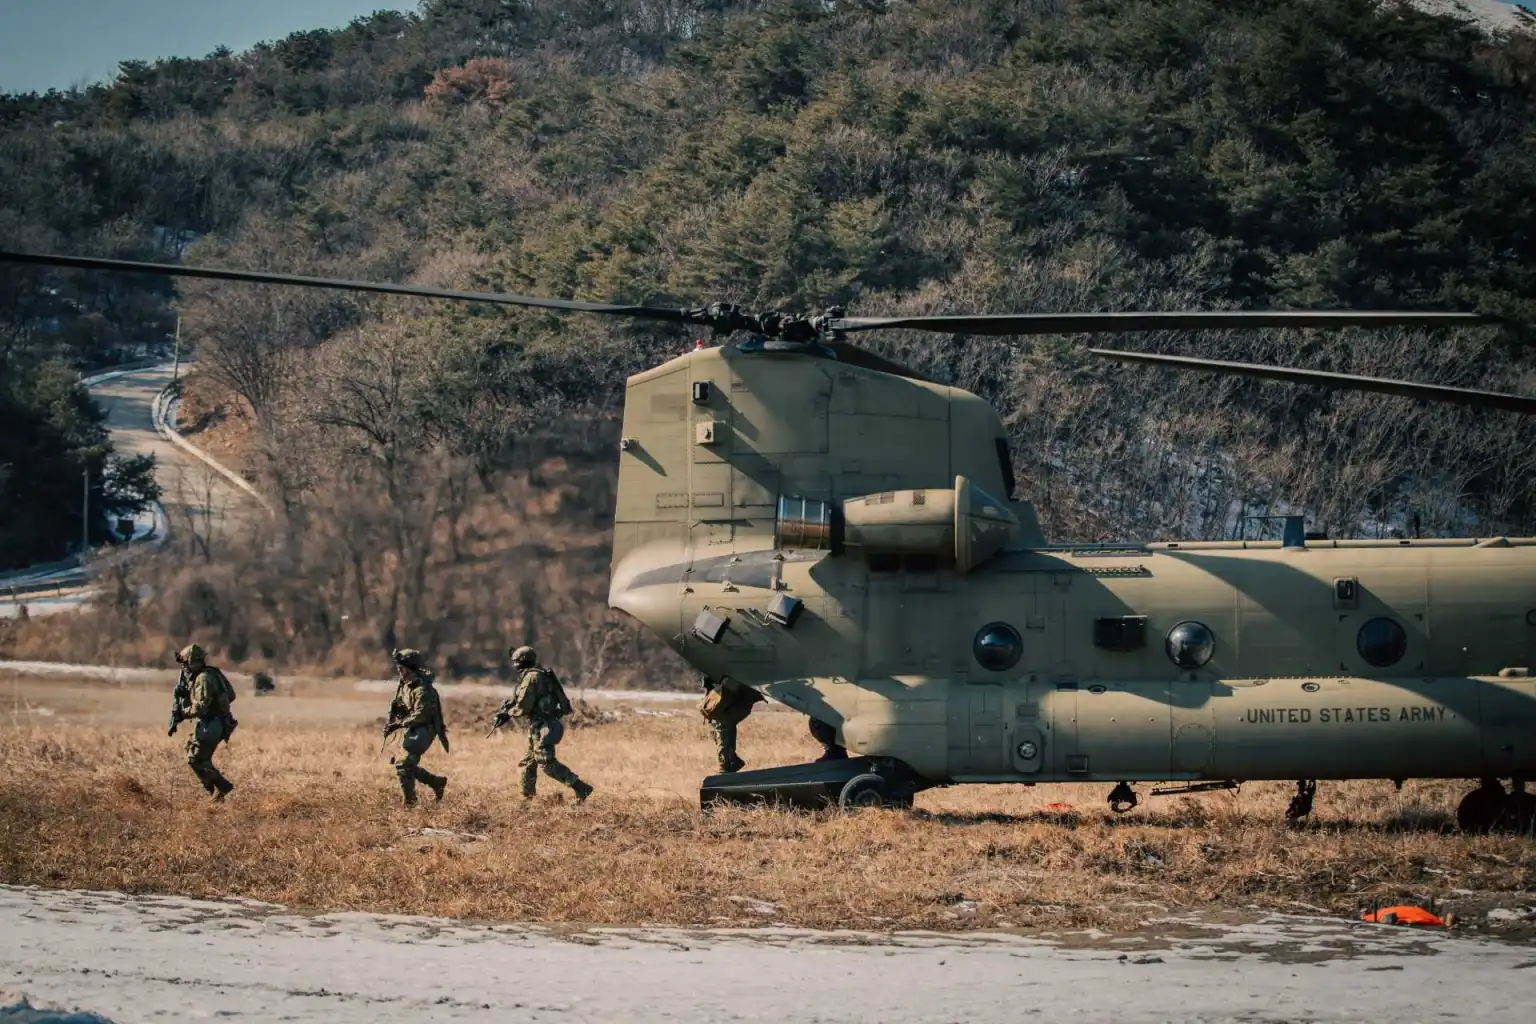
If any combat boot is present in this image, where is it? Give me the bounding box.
[212,778,234,801]
[427,774,447,802]
[723,755,745,773]
[399,776,417,807]
[572,779,594,803]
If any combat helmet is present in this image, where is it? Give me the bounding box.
[177,643,206,665]
[392,647,425,670]
[509,645,537,668]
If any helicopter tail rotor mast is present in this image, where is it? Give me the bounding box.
[0,248,1524,412]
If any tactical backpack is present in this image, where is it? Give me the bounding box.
[700,678,763,725]
[207,666,238,743]
[208,666,237,712]
[526,667,573,718]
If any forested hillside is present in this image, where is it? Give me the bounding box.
[2,0,1534,676]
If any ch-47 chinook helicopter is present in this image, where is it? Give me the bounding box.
[5,248,1536,833]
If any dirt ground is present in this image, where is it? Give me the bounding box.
[1,672,1533,942]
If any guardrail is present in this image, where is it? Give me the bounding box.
[80,355,176,386]
[2,577,84,601]
[152,378,274,514]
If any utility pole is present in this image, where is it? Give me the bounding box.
[172,314,182,380]
[82,465,89,557]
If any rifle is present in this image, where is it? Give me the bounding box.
[485,700,515,738]
[167,661,191,737]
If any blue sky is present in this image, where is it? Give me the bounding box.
[0,1,409,95]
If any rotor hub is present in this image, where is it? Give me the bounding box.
[685,302,846,342]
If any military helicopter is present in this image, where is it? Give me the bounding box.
[5,249,1535,833]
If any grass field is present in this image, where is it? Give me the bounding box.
[1,674,1533,937]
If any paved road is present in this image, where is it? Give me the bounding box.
[0,364,257,616]
[1,886,1531,1023]
[94,364,259,544]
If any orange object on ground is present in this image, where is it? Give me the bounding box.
[1042,802,1076,812]
[1361,905,1446,926]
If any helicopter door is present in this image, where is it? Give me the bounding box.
[1482,677,1536,778]
[1047,570,1173,778]
[951,681,1008,776]
[859,555,954,675]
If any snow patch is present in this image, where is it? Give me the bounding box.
[1410,0,1535,32]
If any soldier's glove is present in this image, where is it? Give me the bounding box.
[382,721,401,737]
[486,706,513,737]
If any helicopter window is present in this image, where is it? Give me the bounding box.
[1165,621,1215,669]
[994,438,1017,498]
[973,622,1023,672]
[1356,617,1407,668]
[867,552,901,573]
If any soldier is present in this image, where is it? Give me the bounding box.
[169,644,237,800]
[382,648,449,806]
[495,646,592,802]
[699,674,765,774]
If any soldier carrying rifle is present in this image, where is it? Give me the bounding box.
[169,643,237,800]
[488,645,592,803]
[381,648,449,807]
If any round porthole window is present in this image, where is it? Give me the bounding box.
[1357,617,1407,668]
[1165,621,1216,669]
[973,622,1023,672]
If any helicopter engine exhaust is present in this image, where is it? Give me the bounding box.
[774,475,1018,573]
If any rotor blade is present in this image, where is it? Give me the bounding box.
[1089,348,1536,414]
[824,341,937,384]
[831,310,1504,335]
[0,250,699,324]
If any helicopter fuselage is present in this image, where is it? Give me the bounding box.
[607,343,1536,792]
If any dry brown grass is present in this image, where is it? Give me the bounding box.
[3,688,1533,936]
[173,371,255,473]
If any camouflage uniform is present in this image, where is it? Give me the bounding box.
[384,649,449,806]
[173,644,236,799]
[504,646,592,801]
[700,676,764,773]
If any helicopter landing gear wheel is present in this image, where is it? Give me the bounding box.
[1107,781,1138,814]
[1285,779,1317,823]
[1456,779,1508,833]
[839,773,913,810]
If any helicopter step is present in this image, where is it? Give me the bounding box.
[699,757,931,811]
[1147,780,1242,799]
